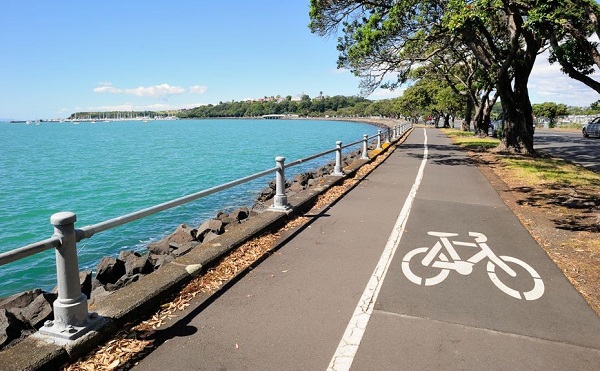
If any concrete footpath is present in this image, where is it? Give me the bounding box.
[133,128,600,370]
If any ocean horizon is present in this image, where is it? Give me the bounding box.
[0,118,379,298]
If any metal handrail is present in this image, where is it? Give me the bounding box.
[76,166,278,241]
[0,122,411,340]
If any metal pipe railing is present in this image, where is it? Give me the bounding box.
[0,123,411,340]
[76,166,278,240]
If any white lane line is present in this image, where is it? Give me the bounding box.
[327,128,429,371]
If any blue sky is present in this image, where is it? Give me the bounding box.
[1,1,598,120]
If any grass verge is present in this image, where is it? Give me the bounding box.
[443,129,500,150]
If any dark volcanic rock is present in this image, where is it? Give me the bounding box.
[150,254,174,270]
[147,224,195,255]
[95,257,126,285]
[229,207,250,222]
[172,242,194,257]
[119,251,154,276]
[288,182,305,193]
[0,309,25,348]
[202,231,220,243]
[80,270,92,299]
[106,274,141,292]
[193,219,224,242]
[257,187,275,202]
[0,289,43,311]
[221,216,238,227]
[293,172,313,186]
[19,292,55,328]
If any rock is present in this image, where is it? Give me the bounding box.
[120,252,153,276]
[0,289,43,310]
[220,216,238,227]
[229,207,249,221]
[147,224,195,255]
[288,182,305,193]
[293,172,313,186]
[95,257,126,285]
[215,211,228,220]
[147,240,171,255]
[314,166,329,178]
[308,178,320,187]
[0,309,25,348]
[20,293,56,328]
[193,219,224,242]
[257,187,275,202]
[118,250,137,261]
[150,254,174,270]
[89,285,111,306]
[202,231,220,243]
[172,242,194,257]
[80,271,92,299]
[106,274,140,292]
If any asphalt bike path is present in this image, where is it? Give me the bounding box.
[134,128,600,370]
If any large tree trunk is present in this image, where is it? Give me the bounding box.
[496,70,535,153]
[479,91,497,137]
[494,8,538,154]
[473,103,486,135]
[463,97,473,131]
[473,89,494,136]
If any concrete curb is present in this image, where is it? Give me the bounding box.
[0,129,410,371]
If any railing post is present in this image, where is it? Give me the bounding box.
[385,128,390,144]
[393,125,397,139]
[332,141,344,176]
[376,130,382,150]
[361,134,369,160]
[39,212,102,340]
[269,157,292,212]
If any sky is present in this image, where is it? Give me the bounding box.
[1,1,599,120]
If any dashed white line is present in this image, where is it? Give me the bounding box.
[327,128,429,371]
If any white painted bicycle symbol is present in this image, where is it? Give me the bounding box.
[401,231,545,300]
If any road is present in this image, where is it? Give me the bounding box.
[534,129,600,172]
[133,128,600,370]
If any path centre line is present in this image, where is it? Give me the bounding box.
[327,128,429,371]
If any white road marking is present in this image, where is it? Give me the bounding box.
[327,129,429,371]
[400,231,545,301]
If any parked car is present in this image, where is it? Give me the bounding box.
[583,117,600,138]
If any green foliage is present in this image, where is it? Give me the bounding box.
[394,78,464,121]
[176,95,372,118]
[532,102,569,127]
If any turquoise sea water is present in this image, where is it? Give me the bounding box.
[0,119,377,297]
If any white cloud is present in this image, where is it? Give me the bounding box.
[529,50,600,106]
[87,102,204,112]
[93,84,120,94]
[189,85,208,94]
[93,83,186,97]
[369,87,406,100]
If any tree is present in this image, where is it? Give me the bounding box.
[532,102,568,128]
[545,0,600,95]
[309,0,564,153]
